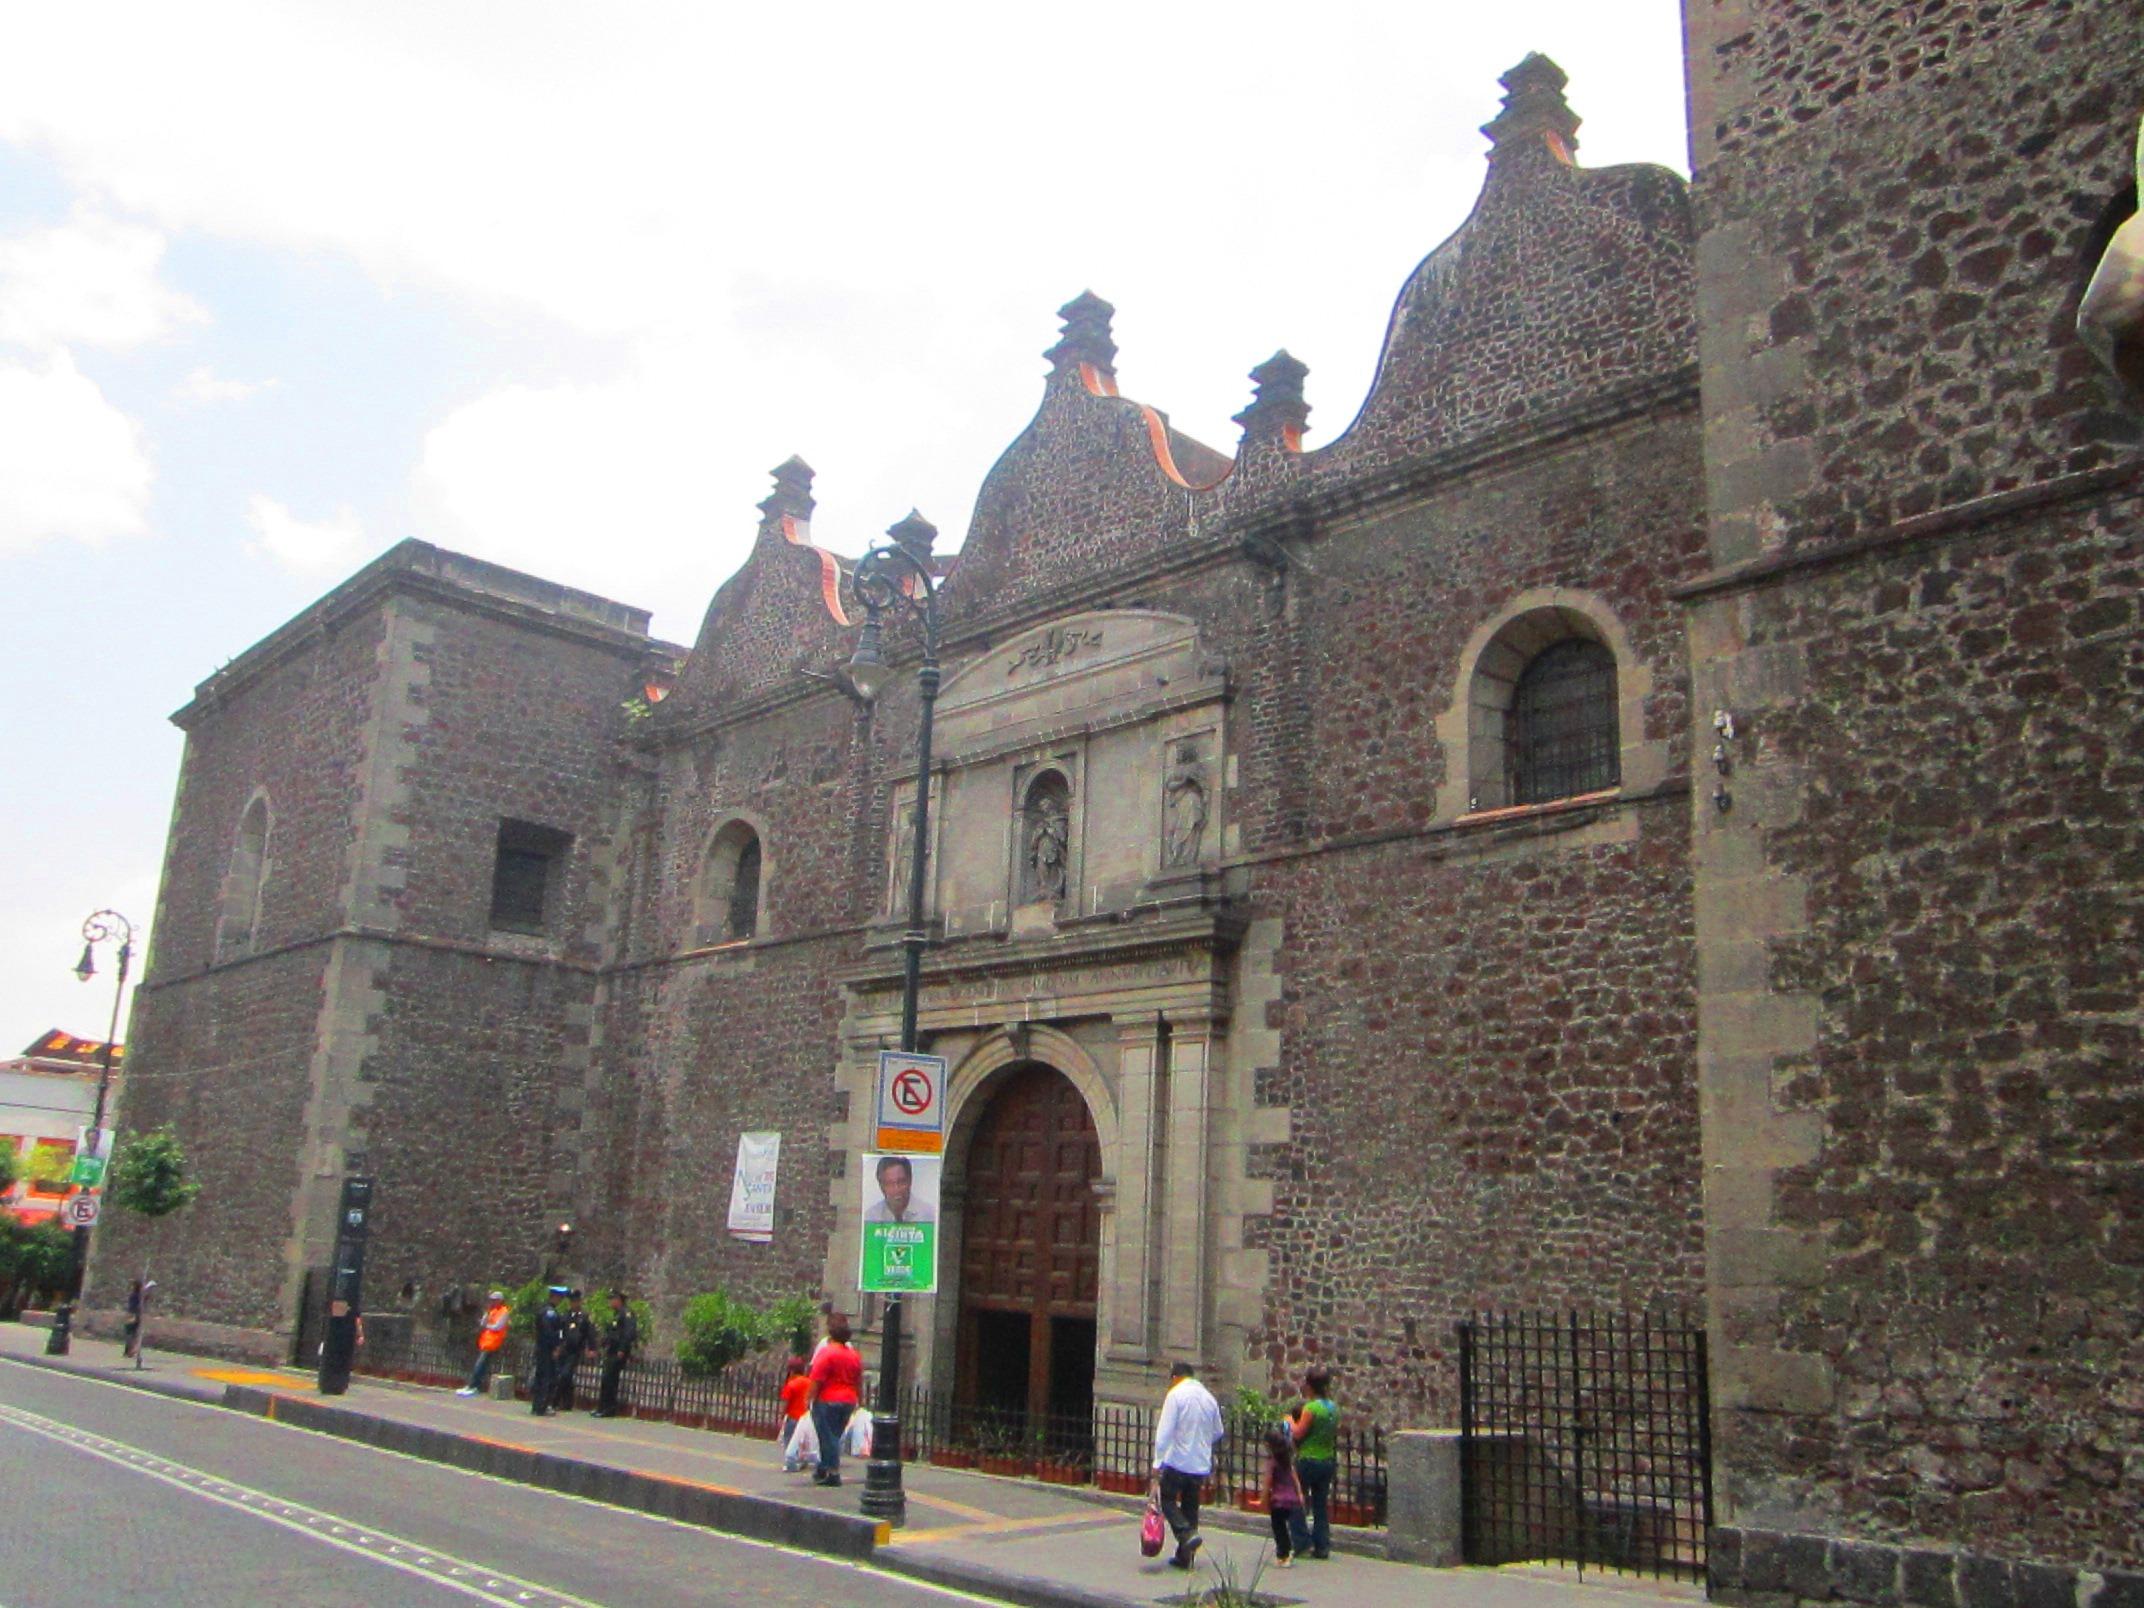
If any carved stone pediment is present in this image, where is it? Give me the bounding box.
[936,611,1224,762]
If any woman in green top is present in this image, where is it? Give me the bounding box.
[1288,1366,1339,1559]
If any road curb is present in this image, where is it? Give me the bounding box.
[0,1348,226,1406]
[218,1385,885,1560]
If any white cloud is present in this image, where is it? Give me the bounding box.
[0,209,205,353]
[177,365,276,404]
[244,493,369,574]
[0,352,154,552]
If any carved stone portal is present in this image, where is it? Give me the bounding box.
[1162,740,1210,869]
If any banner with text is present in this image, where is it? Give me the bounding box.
[858,1152,939,1294]
[726,1131,781,1242]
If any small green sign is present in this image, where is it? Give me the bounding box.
[69,1154,106,1186]
[859,1221,937,1294]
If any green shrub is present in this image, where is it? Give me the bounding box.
[502,1277,551,1341]
[764,1293,818,1358]
[1233,1384,1286,1425]
[675,1288,766,1377]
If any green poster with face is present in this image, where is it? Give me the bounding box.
[858,1153,939,1294]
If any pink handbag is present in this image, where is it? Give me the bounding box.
[1140,1500,1166,1557]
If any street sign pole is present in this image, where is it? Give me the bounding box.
[317,1176,374,1396]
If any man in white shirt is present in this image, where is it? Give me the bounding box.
[1150,1360,1225,1569]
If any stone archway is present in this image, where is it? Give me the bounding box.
[953,1062,1102,1441]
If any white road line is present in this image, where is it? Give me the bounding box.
[0,1359,1012,1608]
[0,1401,606,1608]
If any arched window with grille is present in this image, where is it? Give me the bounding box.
[1507,638,1621,805]
[699,819,765,943]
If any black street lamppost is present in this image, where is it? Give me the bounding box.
[47,909,132,1356]
[844,512,943,1529]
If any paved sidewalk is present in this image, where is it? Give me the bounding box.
[0,1323,1699,1608]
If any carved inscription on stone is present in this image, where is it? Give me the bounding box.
[1005,626,1104,680]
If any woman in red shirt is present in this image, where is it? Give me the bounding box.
[807,1315,863,1487]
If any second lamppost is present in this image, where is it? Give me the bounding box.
[844,514,942,1528]
[47,909,132,1357]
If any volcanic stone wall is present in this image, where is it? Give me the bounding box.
[98,607,387,1341]
[1685,0,2144,1583]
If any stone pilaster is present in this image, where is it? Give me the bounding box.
[1107,1015,1164,1359]
[1159,1011,1214,1362]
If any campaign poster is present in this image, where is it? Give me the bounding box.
[858,1152,939,1294]
[726,1131,780,1242]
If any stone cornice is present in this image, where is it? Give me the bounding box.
[1672,462,2144,604]
[174,540,676,729]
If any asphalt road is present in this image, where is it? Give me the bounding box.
[0,1359,988,1608]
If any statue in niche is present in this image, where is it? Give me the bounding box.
[2079,117,2144,400]
[1024,783,1069,904]
[1162,741,1210,869]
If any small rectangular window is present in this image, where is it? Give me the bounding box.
[489,818,573,934]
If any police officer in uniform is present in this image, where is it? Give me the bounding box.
[552,1289,594,1412]
[529,1287,566,1415]
[592,1290,638,1418]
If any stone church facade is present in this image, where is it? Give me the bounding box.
[105,7,2141,1596]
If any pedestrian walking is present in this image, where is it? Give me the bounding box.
[1150,1360,1225,1570]
[122,1279,144,1358]
[592,1291,637,1417]
[529,1286,565,1415]
[1288,1365,1339,1559]
[458,1289,512,1396]
[1262,1423,1303,1567]
[778,1356,813,1471]
[807,1315,862,1487]
[552,1290,593,1411]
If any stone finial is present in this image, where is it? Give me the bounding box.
[1045,290,1118,376]
[758,455,816,523]
[887,509,938,563]
[1233,349,1311,449]
[1481,52,1580,162]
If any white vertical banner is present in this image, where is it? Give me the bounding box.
[727,1131,781,1242]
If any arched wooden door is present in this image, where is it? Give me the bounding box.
[955,1063,1101,1438]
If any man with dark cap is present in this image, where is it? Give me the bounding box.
[529,1286,566,1416]
[552,1290,593,1412]
[592,1290,638,1418]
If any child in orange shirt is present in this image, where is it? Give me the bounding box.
[779,1357,813,1472]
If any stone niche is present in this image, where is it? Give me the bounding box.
[910,611,1227,942]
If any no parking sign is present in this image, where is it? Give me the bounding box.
[874,1050,946,1154]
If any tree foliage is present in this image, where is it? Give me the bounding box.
[0,1144,18,1193]
[0,1213,75,1302]
[106,1125,202,1220]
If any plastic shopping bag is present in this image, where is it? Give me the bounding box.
[844,1407,874,1458]
[1140,1500,1166,1557]
[788,1412,820,1467]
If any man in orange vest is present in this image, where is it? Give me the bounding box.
[457,1290,512,1396]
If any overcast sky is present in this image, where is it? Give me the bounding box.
[0,1,1688,1047]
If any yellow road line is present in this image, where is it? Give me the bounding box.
[190,1368,299,1388]
[886,1510,1123,1547]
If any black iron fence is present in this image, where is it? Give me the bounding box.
[1458,1308,1712,1580]
[347,1322,1386,1523]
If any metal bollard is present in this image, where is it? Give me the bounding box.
[44,1300,73,1356]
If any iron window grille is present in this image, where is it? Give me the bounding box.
[1507,638,1619,805]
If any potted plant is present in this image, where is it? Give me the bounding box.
[1095,1468,1146,1495]
[930,1441,979,1470]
